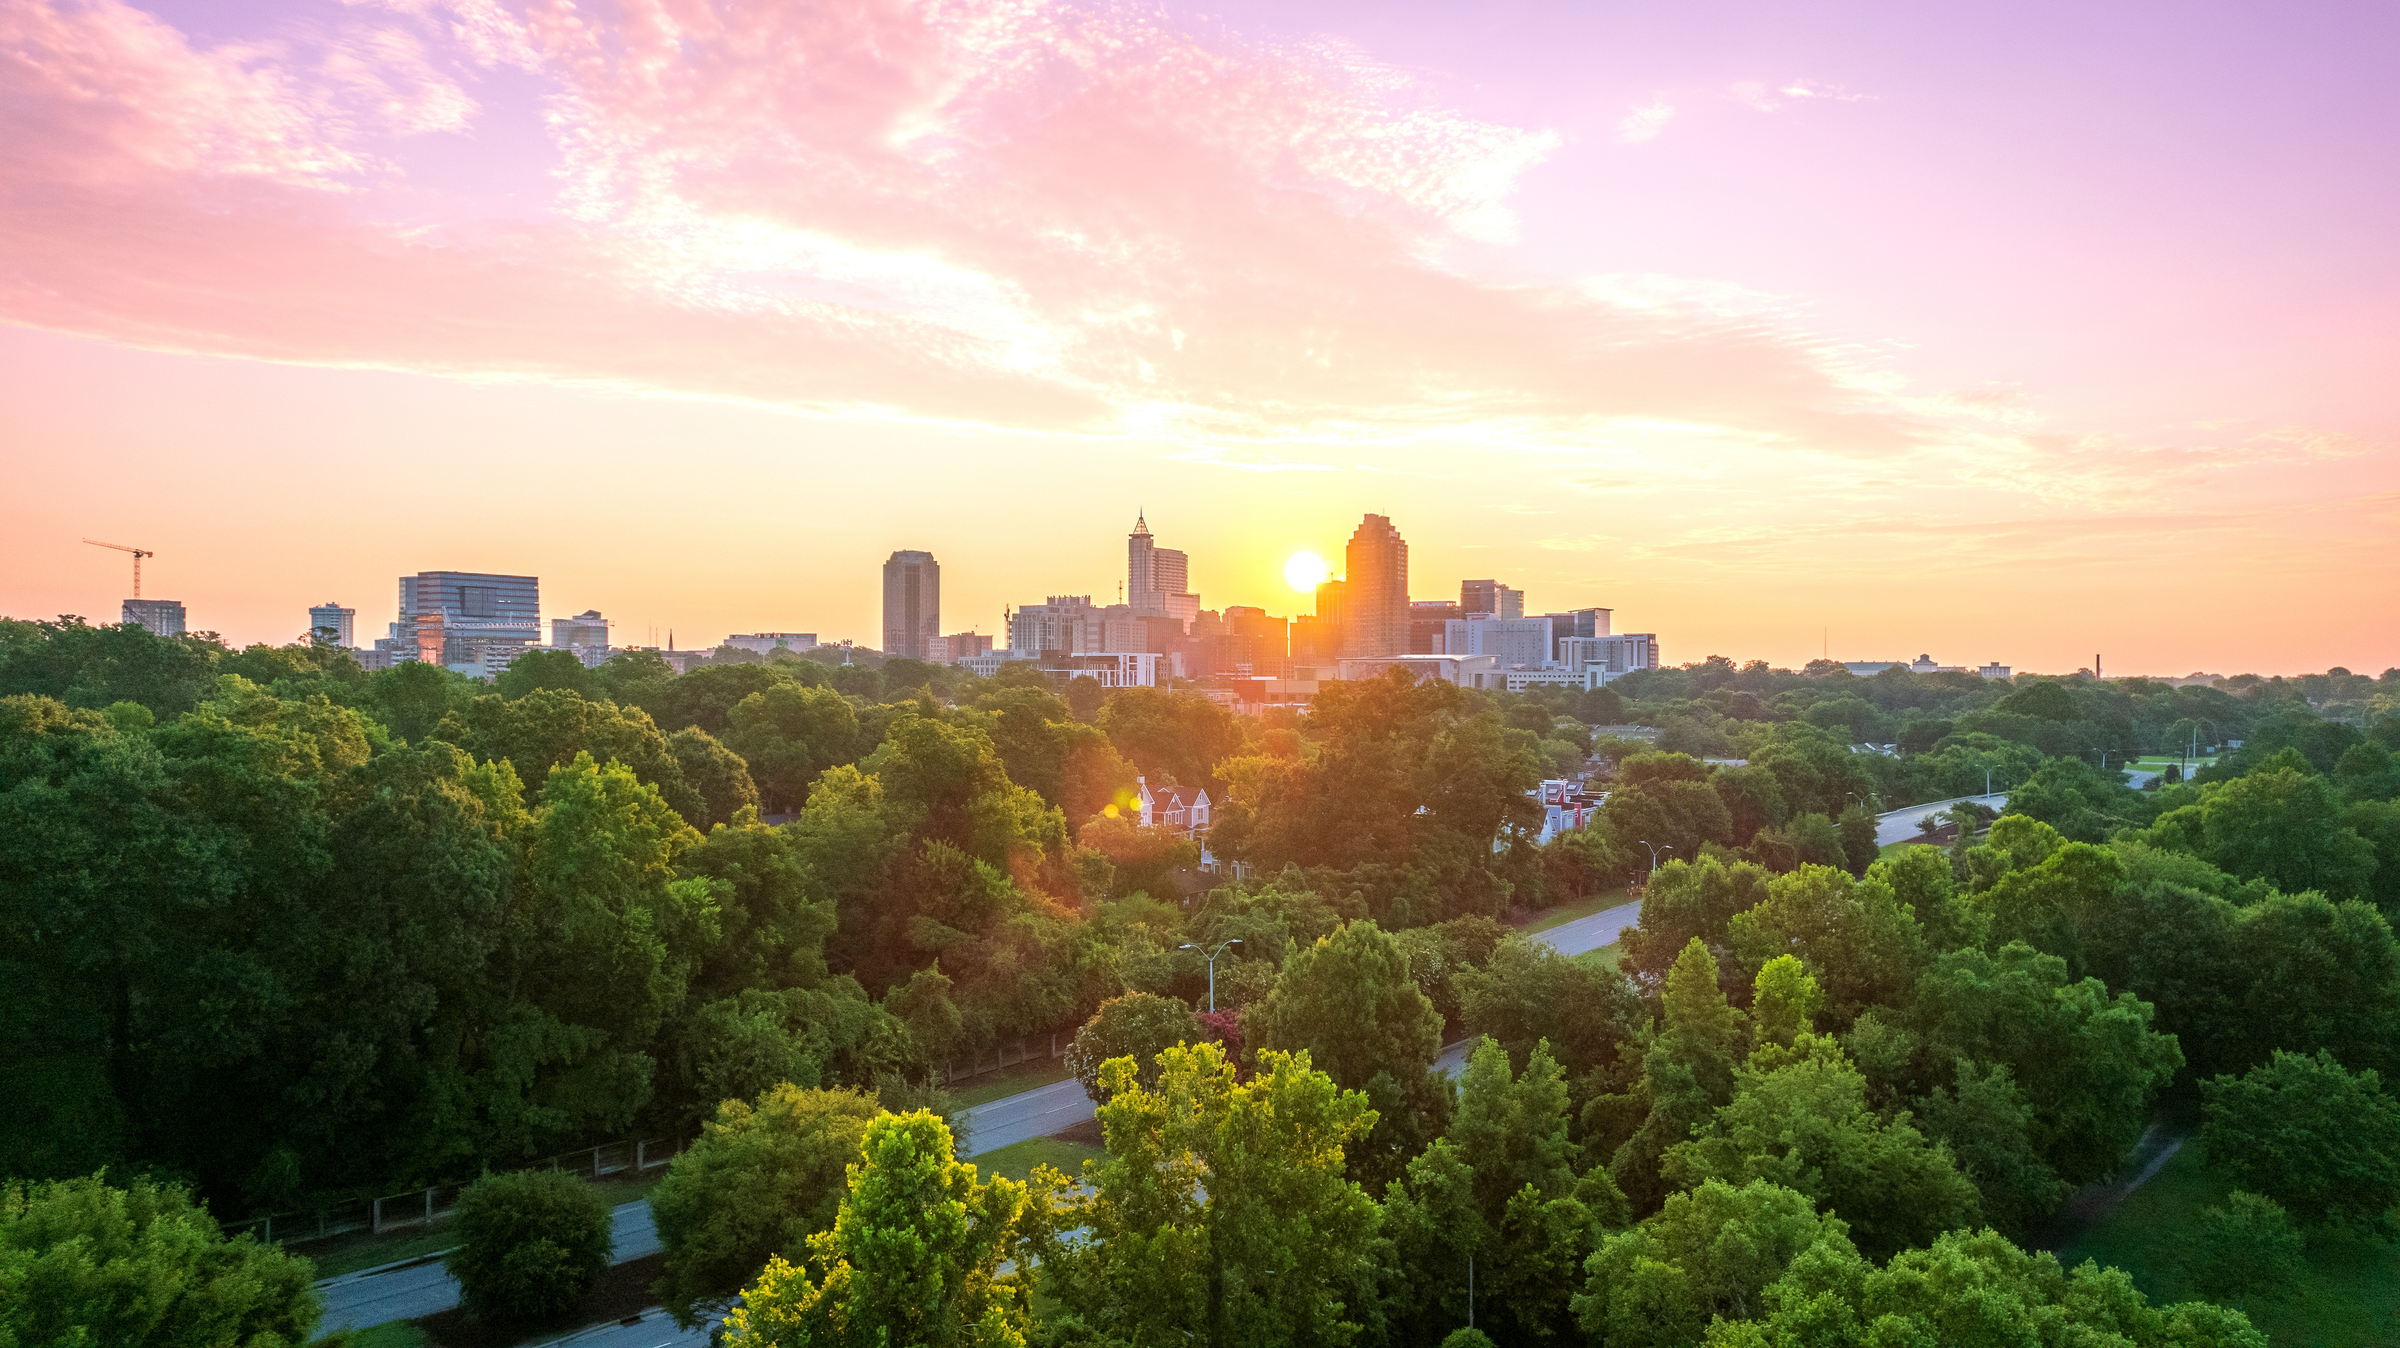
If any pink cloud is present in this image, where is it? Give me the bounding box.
[0,0,1933,454]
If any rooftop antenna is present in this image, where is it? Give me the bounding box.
[83,538,154,597]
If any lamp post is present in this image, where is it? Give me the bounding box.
[1638,840,1673,876]
[1178,938,1243,1014]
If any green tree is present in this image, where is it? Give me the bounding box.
[1382,1037,1619,1345]
[438,687,701,819]
[1246,919,1449,1187]
[1610,938,1746,1210]
[726,683,866,815]
[1064,992,1203,1102]
[1911,1060,2072,1242]
[1835,804,1878,876]
[2141,763,2378,900]
[0,617,225,717]
[1748,956,1821,1051]
[1911,942,2184,1187]
[0,1173,322,1348]
[2182,1191,2305,1313]
[723,1110,1032,1348]
[2200,1049,2400,1232]
[651,1085,881,1325]
[1725,864,1928,1024]
[496,648,596,700]
[1030,1044,1383,1348]
[1617,856,1773,984]
[667,726,760,830]
[1664,1034,1980,1260]
[447,1169,613,1326]
[1707,1226,2264,1348]
[1574,1178,1853,1348]
[1455,936,1645,1082]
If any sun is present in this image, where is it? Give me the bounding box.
[1283,550,1330,594]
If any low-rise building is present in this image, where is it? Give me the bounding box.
[725,632,817,657]
[1444,615,1554,669]
[1137,776,1212,837]
[1042,651,1170,688]
[1564,633,1659,686]
[1337,652,1503,688]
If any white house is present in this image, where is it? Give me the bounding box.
[1136,775,1212,837]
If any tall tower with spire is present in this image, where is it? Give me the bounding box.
[1127,510,1198,630]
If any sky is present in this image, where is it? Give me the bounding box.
[3,0,2395,675]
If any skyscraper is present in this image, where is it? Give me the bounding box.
[1127,512,1199,630]
[396,571,540,670]
[309,601,355,647]
[882,550,940,660]
[1460,580,1524,619]
[1342,514,1409,657]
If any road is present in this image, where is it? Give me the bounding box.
[1874,793,2009,846]
[958,898,1645,1157]
[314,1200,661,1335]
[524,1307,717,1348]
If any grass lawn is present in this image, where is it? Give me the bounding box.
[1521,888,1637,937]
[972,1135,1107,1185]
[951,1054,1075,1110]
[2058,1144,2400,1345]
[305,1228,460,1282]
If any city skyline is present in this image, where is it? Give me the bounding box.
[3,0,2395,674]
[4,501,2382,678]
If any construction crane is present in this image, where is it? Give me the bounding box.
[83,538,154,597]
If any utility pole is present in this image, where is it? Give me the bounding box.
[83,539,153,597]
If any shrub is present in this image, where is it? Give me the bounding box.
[447,1169,612,1326]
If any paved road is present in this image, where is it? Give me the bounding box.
[315,1201,660,1335]
[525,1306,716,1348]
[959,898,1646,1157]
[1875,793,2009,846]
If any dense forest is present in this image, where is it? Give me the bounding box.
[5,617,2399,1346]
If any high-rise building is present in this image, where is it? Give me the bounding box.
[309,601,355,647]
[1010,595,1100,656]
[1409,600,1461,654]
[397,571,540,671]
[1460,580,1524,619]
[1127,512,1200,630]
[882,551,940,660]
[123,599,186,637]
[1343,514,1409,657]
[1221,606,1289,674]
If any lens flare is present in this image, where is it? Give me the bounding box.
[1284,550,1330,593]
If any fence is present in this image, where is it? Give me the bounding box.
[222,1135,683,1248]
[944,1034,1064,1084]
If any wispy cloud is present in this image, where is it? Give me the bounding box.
[1616,98,1675,143]
[1730,79,1872,113]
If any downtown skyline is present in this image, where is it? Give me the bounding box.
[3,0,2395,675]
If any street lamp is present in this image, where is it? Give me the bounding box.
[1178,938,1243,1014]
[1638,840,1673,876]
